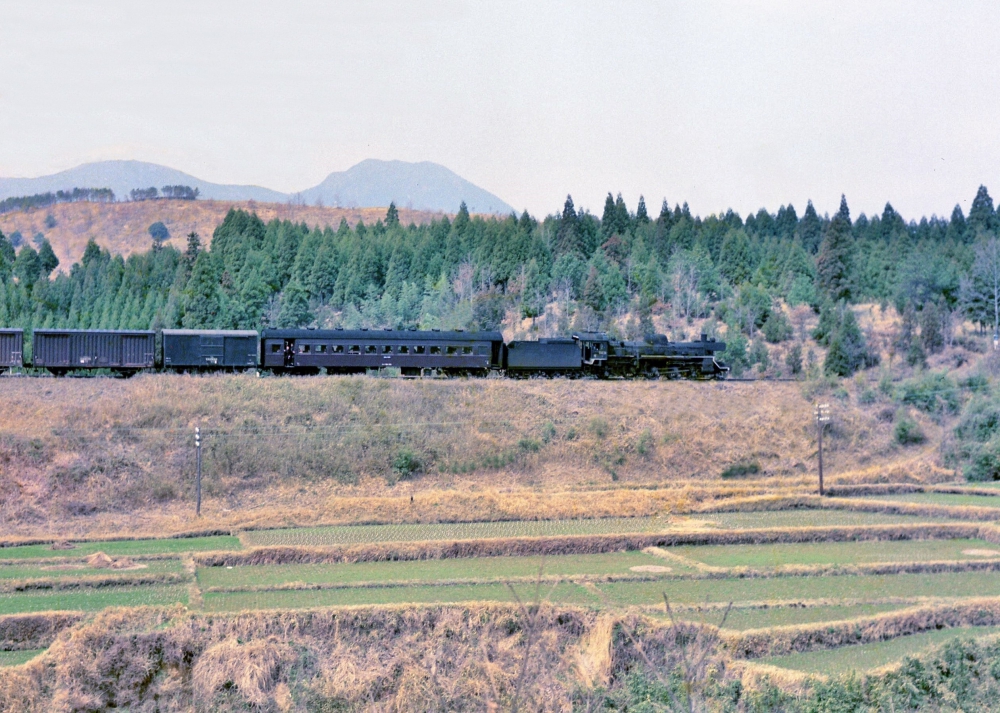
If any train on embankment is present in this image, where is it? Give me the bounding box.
[0,327,728,379]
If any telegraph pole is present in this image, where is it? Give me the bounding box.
[815,403,830,495]
[195,426,202,517]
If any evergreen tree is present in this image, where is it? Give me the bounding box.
[81,239,102,267]
[385,202,400,227]
[277,278,313,327]
[37,239,59,276]
[13,245,42,286]
[453,202,470,235]
[613,193,631,235]
[148,221,170,250]
[797,200,822,253]
[816,196,853,301]
[600,193,616,235]
[636,195,649,225]
[0,231,14,267]
[920,302,944,353]
[947,205,968,242]
[555,195,581,256]
[968,185,997,235]
[824,308,868,376]
[182,251,221,328]
[184,232,202,267]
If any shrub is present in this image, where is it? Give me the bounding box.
[588,417,609,439]
[785,343,803,376]
[518,437,541,453]
[720,460,760,479]
[762,310,793,343]
[541,421,556,443]
[636,429,654,457]
[392,448,421,479]
[898,372,960,415]
[894,414,926,445]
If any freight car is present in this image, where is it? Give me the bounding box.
[162,330,258,371]
[0,327,727,379]
[32,329,156,376]
[0,328,22,374]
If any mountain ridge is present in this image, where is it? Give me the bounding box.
[0,159,514,215]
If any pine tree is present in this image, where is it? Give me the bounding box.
[601,193,616,236]
[37,239,59,276]
[968,185,997,235]
[277,278,313,327]
[614,193,631,235]
[947,205,968,243]
[13,245,42,286]
[184,232,202,267]
[555,195,581,256]
[636,196,649,225]
[0,231,14,267]
[816,196,853,301]
[797,200,822,253]
[453,202,470,235]
[385,202,400,227]
[920,302,944,353]
[182,251,221,328]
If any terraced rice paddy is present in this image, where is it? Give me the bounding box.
[0,584,190,615]
[197,551,686,590]
[0,535,241,560]
[240,510,949,548]
[671,538,1000,568]
[869,492,1000,509]
[0,650,45,667]
[763,627,1000,674]
[10,506,1000,673]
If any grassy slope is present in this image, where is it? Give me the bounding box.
[0,200,442,270]
[0,374,941,538]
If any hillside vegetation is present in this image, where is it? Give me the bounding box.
[0,199,443,271]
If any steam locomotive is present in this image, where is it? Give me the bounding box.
[0,327,728,379]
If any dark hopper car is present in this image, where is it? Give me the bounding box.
[261,328,505,375]
[32,329,156,376]
[0,328,23,373]
[162,329,258,371]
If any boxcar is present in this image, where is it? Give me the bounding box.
[33,329,156,375]
[505,338,582,374]
[162,330,258,371]
[0,328,23,373]
[260,328,505,375]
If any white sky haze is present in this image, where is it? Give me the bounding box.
[2,1,999,220]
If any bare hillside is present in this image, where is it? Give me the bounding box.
[0,200,445,269]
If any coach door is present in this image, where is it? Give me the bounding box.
[200,334,225,366]
[121,334,152,367]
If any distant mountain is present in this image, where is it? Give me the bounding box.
[0,160,287,203]
[0,159,514,215]
[297,160,514,215]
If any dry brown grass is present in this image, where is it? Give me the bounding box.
[0,200,443,270]
[0,612,84,650]
[0,373,922,539]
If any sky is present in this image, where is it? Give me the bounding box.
[2,1,999,221]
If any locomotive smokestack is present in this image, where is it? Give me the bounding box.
[701,333,708,342]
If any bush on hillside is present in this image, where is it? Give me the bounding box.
[898,372,960,415]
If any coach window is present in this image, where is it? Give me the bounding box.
[383,345,392,354]
[301,344,311,353]
[270,343,281,353]
[399,345,409,354]
[446,346,458,355]
[430,346,441,355]
[332,344,344,354]
[318,345,328,354]
[462,346,473,355]
[348,345,360,354]
[414,345,425,354]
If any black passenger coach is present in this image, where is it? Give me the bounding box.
[0,326,728,379]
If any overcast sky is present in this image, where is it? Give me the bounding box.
[2,1,999,220]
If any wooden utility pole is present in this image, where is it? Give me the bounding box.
[815,403,830,495]
[195,426,202,517]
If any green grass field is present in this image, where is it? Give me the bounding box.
[202,580,598,611]
[670,539,1000,568]
[0,585,189,615]
[763,627,1000,674]
[0,558,186,581]
[657,603,913,630]
[197,551,684,590]
[594,570,1000,607]
[0,535,241,561]
[869,493,1000,509]
[699,510,951,529]
[0,649,46,667]
[241,511,950,548]
[240,517,670,547]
